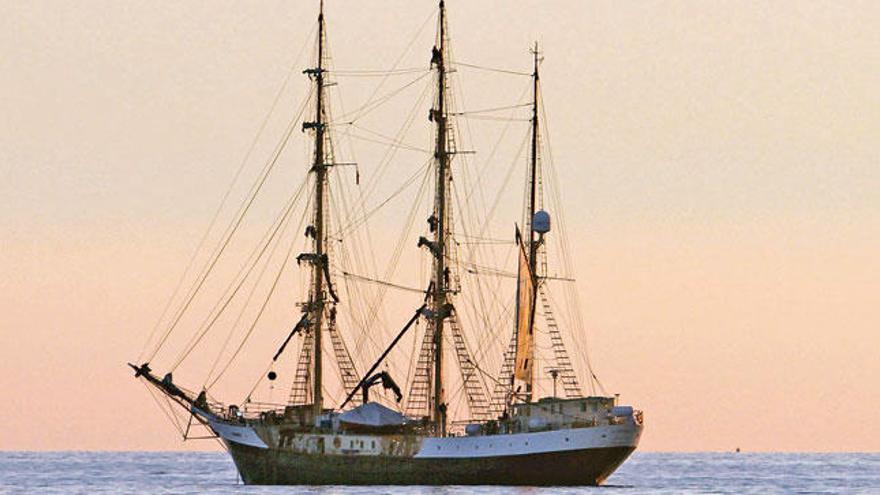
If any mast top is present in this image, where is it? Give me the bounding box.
[530,41,543,76]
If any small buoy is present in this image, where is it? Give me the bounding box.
[267,371,277,381]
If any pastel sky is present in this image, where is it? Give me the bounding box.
[1,1,877,452]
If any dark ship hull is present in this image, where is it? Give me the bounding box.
[227,442,635,486]
[203,396,643,486]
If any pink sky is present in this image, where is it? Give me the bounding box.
[1,1,878,451]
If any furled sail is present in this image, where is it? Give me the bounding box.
[513,227,536,382]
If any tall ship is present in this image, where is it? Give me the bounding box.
[131,1,642,486]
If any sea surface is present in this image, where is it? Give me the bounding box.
[0,452,876,494]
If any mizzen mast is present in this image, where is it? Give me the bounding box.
[513,43,543,404]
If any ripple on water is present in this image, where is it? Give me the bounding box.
[0,452,877,494]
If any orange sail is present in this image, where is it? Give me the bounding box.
[514,227,536,382]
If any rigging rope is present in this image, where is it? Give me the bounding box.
[539,94,604,396]
[334,81,434,376]
[352,161,431,351]
[206,193,308,389]
[203,184,311,388]
[170,177,309,372]
[453,61,531,77]
[138,23,316,364]
[339,271,425,294]
[453,102,530,115]
[331,67,427,77]
[458,114,530,122]
[331,157,432,238]
[344,122,431,153]
[334,71,432,123]
[146,88,314,364]
[336,8,435,119]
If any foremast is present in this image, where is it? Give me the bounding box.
[430,0,452,436]
[305,0,328,418]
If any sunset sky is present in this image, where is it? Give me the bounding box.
[1,1,878,452]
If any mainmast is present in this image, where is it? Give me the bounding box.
[307,0,328,418]
[430,0,451,436]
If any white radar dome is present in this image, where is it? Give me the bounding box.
[532,210,551,234]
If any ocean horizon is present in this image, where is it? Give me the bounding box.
[1,451,876,494]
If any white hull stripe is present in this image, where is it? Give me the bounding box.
[208,418,269,449]
[415,423,641,459]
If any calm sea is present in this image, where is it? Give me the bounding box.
[0,452,876,494]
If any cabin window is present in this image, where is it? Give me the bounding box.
[580,402,587,412]
[371,441,376,449]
